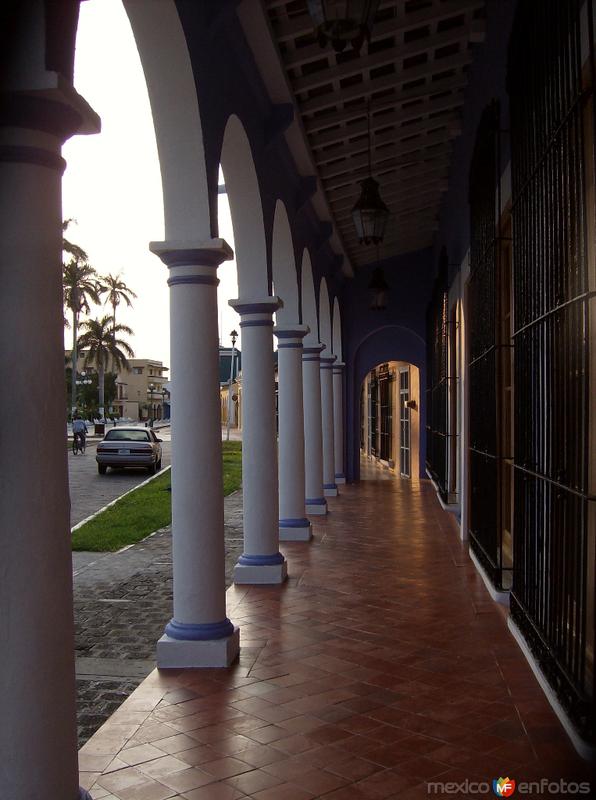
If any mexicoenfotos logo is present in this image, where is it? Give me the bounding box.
[493,777,516,797]
[427,777,591,795]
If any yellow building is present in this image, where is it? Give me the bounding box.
[67,351,169,420]
[114,359,169,421]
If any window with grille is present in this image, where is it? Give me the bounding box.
[508,0,595,742]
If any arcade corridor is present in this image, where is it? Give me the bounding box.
[79,480,591,799]
[2,1,595,796]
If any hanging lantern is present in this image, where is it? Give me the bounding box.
[307,0,380,54]
[352,177,390,245]
[368,267,389,310]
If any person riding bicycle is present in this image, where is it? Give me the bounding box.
[72,415,88,452]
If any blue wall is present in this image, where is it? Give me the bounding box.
[433,0,517,281]
[341,248,434,480]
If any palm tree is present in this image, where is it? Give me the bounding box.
[77,316,134,419]
[100,273,137,334]
[99,273,137,371]
[63,237,101,415]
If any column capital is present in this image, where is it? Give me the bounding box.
[303,345,325,362]
[320,355,337,369]
[303,343,325,358]
[333,361,346,372]
[0,82,100,141]
[229,296,282,316]
[274,324,309,345]
[150,238,234,268]
[230,296,282,328]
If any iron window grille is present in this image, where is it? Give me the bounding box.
[508,0,596,743]
[425,249,449,500]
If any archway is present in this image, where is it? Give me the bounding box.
[271,199,299,323]
[219,114,268,298]
[360,361,421,481]
[332,296,343,360]
[124,0,212,242]
[319,278,332,353]
[348,324,427,481]
[301,249,318,345]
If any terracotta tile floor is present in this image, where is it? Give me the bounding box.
[80,477,594,798]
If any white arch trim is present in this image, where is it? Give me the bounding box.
[332,297,343,360]
[124,0,211,241]
[318,278,332,351]
[272,200,299,324]
[220,115,268,298]
[301,249,319,346]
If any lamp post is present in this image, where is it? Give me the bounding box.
[161,387,167,420]
[148,382,155,426]
[226,329,238,442]
[75,371,92,416]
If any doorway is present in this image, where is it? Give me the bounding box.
[360,361,420,478]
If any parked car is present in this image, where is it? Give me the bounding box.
[96,427,163,475]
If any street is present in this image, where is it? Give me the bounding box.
[68,426,172,527]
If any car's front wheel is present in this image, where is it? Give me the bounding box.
[98,464,107,475]
[156,458,162,471]
[148,461,157,475]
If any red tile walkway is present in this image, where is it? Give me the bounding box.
[80,477,594,799]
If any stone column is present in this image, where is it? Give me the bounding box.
[230,298,287,583]
[303,345,328,515]
[333,361,346,484]
[274,325,312,541]
[320,354,338,496]
[151,241,239,667]
[0,88,99,799]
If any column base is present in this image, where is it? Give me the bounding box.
[234,561,288,584]
[324,483,339,497]
[335,474,346,485]
[80,789,93,800]
[157,627,240,668]
[279,518,312,541]
[306,497,328,515]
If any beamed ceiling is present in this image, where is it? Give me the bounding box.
[264,0,486,268]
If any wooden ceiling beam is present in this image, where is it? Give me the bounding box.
[314,126,454,170]
[321,145,452,190]
[292,27,473,95]
[271,0,483,44]
[310,104,463,152]
[298,52,472,117]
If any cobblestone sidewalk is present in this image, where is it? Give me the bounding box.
[74,489,244,746]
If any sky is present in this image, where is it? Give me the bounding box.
[62,0,239,369]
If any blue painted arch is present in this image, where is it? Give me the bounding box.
[347,324,427,481]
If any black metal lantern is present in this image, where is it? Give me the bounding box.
[307,0,380,54]
[368,267,389,310]
[352,176,390,245]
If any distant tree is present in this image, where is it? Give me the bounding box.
[99,273,137,371]
[62,220,101,414]
[78,315,134,419]
[100,272,137,335]
[65,367,117,419]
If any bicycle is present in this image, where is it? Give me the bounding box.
[72,432,86,455]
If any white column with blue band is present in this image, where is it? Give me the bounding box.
[303,344,328,515]
[274,325,312,541]
[229,297,288,583]
[333,361,346,484]
[151,240,240,667]
[320,353,338,497]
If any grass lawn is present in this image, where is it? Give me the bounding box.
[72,441,242,552]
